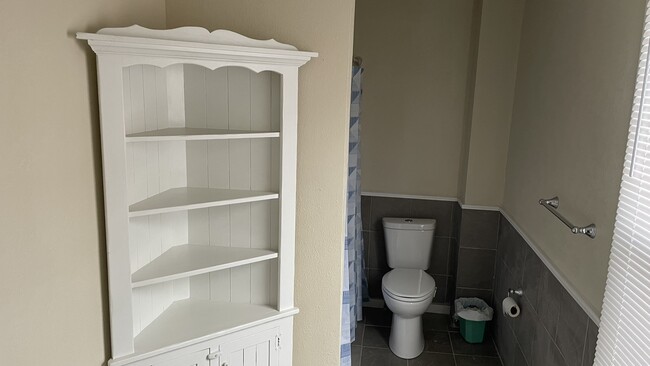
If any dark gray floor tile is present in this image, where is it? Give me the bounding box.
[370,197,411,231]
[455,355,503,366]
[410,199,453,237]
[364,307,393,327]
[423,330,452,353]
[409,352,455,366]
[360,347,407,366]
[582,320,598,366]
[429,236,451,275]
[459,210,500,249]
[422,313,451,331]
[352,345,362,366]
[456,248,496,289]
[450,332,499,357]
[352,323,365,346]
[555,289,588,366]
[363,326,391,348]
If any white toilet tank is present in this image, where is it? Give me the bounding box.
[383,217,436,270]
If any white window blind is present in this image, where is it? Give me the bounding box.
[595,2,650,365]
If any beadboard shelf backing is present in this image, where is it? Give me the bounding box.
[126,128,280,142]
[131,245,278,288]
[128,187,278,217]
[129,299,298,363]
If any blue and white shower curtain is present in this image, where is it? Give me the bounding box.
[341,65,366,366]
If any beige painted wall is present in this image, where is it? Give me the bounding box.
[461,0,524,207]
[164,1,355,364]
[0,1,166,365]
[354,0,476,197]
[502,0,645,314]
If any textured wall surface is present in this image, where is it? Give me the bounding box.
[164,1,356,364]
[0,1,166,365]
[354,0,475,197]
[502,0,645,314]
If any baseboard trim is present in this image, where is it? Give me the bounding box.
[363,298,450,315]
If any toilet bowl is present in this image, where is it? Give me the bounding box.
[381,217,437,359]
[382,268,436,359]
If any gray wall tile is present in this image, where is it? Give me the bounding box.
[493,215,594,366]
[452,202,462,240]
[369,196,411,231]
[410,199,453,237]
[362,195,371,231]
[367,230,388,271]
[457,248,496,289]
[455,287,494,305]
[582,320,598,366]
[460,210,500,249]
[433,274,450,303]
[555,288,589,366]
[429,236,451,275]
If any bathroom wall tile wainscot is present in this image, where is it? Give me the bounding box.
[492,214,598,366]
[362,195,457,304]
[453,209,500,307]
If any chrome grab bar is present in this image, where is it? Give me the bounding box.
[538,197,596,239]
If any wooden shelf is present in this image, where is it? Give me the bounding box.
[132,245,278,288]
[131,300,298,362]
[125,127,280,142]
[129,187,278,217]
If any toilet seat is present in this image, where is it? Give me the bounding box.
[382,269,436,301]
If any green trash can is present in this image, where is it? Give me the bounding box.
[455,298,494,344]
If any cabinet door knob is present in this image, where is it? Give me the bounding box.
[222,363,228,366]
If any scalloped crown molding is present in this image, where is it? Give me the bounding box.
[93,25,298,51]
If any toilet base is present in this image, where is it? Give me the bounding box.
[388,313,425,359]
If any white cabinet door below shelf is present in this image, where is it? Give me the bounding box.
[219,328,279,366]
[152,349,210,366]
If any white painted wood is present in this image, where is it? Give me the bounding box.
[80,26,314,366]
[129,187,278,217]
[126,128,280,142]
[134,299,297,358]
[95,55,135,357]
[131,245,278,288]
[95,25,300,51]
[277,69,298,311]
[151,349,209,366]
[220,327,279,366]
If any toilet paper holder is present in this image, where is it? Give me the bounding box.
[508,288,523,297]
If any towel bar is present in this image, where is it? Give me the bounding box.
[538,197,596,239]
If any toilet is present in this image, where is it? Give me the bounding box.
[381,217,437,359]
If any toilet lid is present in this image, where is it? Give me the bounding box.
[382,269,436,299]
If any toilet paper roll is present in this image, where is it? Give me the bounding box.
[502,296,520,318]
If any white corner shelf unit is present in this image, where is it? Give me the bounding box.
[78,25,316,366]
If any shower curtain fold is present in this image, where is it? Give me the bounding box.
[341,65,366,366]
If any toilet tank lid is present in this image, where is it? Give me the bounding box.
[383,217,436,230]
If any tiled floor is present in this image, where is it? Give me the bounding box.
[352,307,503,366]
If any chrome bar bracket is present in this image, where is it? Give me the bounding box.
[539,196,596,239]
